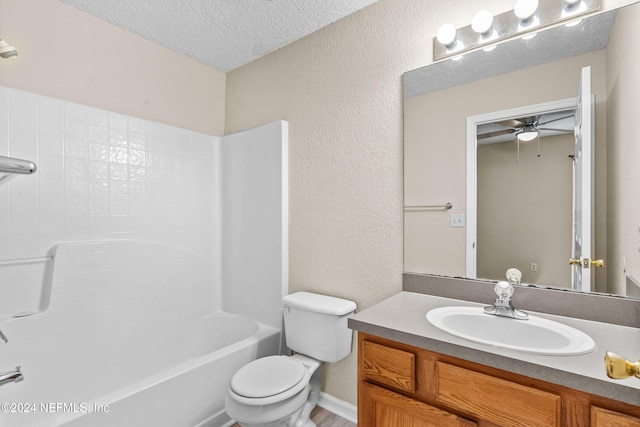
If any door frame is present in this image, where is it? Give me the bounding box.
[465,97,578,281]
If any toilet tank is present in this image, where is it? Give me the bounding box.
[282,292,357,363]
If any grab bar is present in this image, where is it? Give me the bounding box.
[0,256,53,267]
[404,202,453,211]
[0,155,37,175]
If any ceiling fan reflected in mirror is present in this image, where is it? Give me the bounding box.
[476,109,576,160]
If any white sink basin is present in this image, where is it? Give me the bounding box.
[426,306,595,356]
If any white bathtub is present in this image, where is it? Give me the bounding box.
[3,311,280,427]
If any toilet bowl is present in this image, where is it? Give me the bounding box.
[225,292,356,427]
[225,354,320,427]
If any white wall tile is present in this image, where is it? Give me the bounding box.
[88,108,109,127]
[40,215,65,235]
[9,193,38,215]
[65,195,89,215]
[65,158,88,177]
[0,87,9,155]
[0,87,222,381]
[9,90,37,159]
[38,154,64,176]
[10,214,39,235]
[39,194,65,215]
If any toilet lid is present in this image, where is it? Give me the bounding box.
[230,356,306,398]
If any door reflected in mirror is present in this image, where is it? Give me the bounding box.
[473,102,577,290]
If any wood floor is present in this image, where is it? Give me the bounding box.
[231,406,355,427]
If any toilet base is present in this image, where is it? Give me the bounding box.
[235,407,305,427]
[294,371,320,427]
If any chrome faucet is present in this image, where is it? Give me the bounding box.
[484,268,528,320]
[0,366,23,387]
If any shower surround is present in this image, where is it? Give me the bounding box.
[0,86,288,426]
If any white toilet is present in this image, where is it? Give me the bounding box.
[225,291,357,427]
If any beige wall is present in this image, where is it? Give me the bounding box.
[225,0,526,404]
[606,3,640,294]
[477,135,574,287]
[0,0,226,135]
[404,50,608,290]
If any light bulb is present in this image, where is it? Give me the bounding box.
[472,10,494,34]
[436,23,457,47]
[514,0,539,21]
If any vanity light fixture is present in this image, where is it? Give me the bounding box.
[433,0,600,61]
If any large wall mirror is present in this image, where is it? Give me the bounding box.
[403,1,640,298]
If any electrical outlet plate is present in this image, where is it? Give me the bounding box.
[450,214,465,227]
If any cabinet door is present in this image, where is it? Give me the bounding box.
[437,362,561,427]
[591,406,640,427]
[360,382,476,427]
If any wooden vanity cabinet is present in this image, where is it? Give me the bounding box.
[358,333,640,427]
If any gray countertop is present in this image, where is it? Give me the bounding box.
[348,291,640,407]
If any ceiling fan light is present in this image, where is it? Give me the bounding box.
[517,131,539,141]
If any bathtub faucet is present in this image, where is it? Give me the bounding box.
[0,329,7,343]
[0,366,23,387]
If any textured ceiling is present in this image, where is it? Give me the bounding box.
[60,0,378,72]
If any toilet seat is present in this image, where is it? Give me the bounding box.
[229,356,310,406]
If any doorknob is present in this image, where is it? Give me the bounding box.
[569,258,604,268]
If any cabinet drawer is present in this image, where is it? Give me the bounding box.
[437,362,561,427]
[361,340,415,393]
[591,406,640,426]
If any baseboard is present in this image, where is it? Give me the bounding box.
[317,392,357,423]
